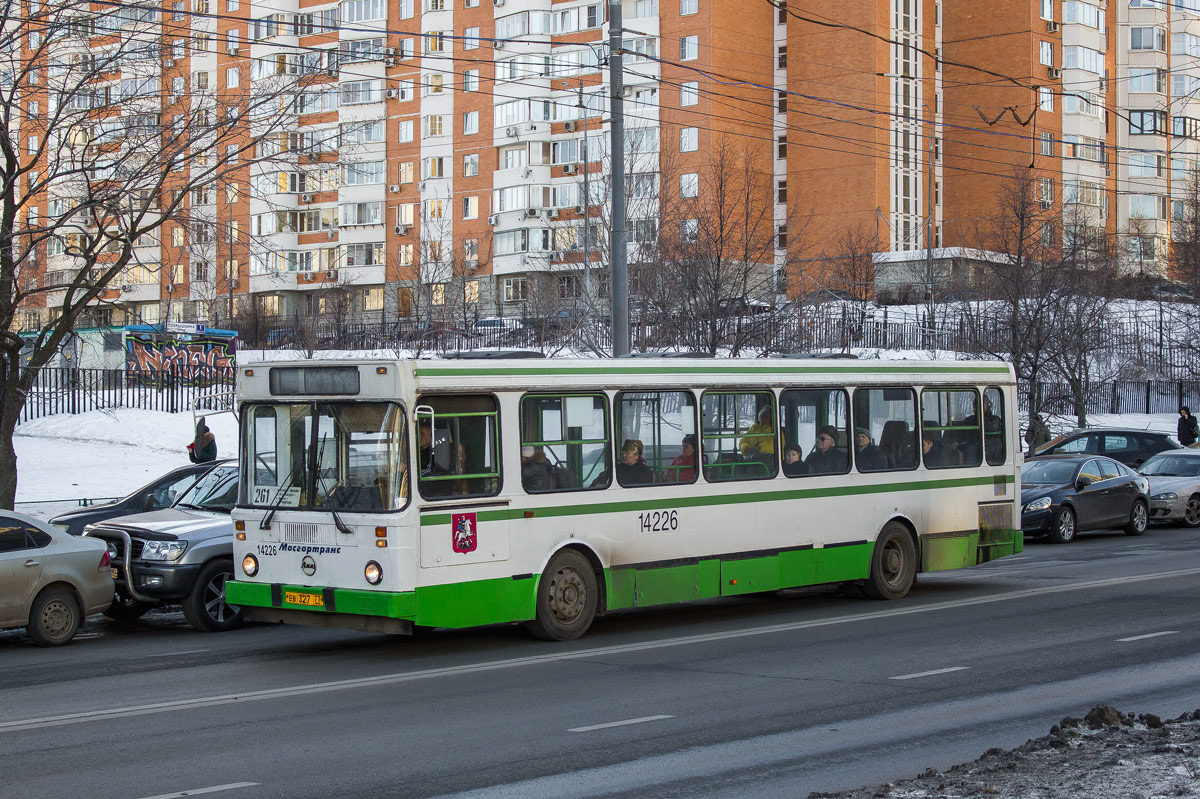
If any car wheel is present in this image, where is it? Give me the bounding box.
[103,593,155,622]
[525,549,598,641]
[27,588,81,647]
[1125,500,1148,537]
[1048,506,1076,544]
[862,522,917,600]
[1183,495,1200,528]
[182,560,243,632]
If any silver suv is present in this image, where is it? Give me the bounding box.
[83,462,241,632]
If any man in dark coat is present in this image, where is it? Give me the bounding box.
[188,417,217,463]
[1180,407,1199,447]
[854,427,885,471]
[804,425,846,474]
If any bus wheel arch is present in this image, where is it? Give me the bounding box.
[882,515,921,570]
[526,545,602,641]
[862,519,918,601]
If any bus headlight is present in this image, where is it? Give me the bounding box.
[364,561,383,585]
[242,554,259,576]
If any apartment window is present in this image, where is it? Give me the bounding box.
[194,71,209,90]
[463,69,479,92]
[463,280,479,304]
[226,67,239,88]
[463,196,478,219]
[341,80,383,104]
[342,161,385,184]
[423,157,446,178]
[398,120,414,142]
[464,239,479,261]
[463,110,479,135]
[1063,0,1099,26]
[681,173,698,198]
[1038,86,1053,111]
[343,242,385,266]
[1040,131,1054,156]
[398,243,415,265]
[339,201,383,226]
[1130,110,1166,135]
[777,179,787,204]
[1063,134,1104,161]
[424,199,446,220]
[1130,236,1160,263]
[464,27,479,49]
[777,45,787,69]
[680,127,698,151]
[504,277,528,302]
[680,35,698,60]
[777,135,786,159]
[430,284,445,305]
[1039,41,1053,66]
[1038,177,1054,208]
[427,0,445,9]
[1129,153,1165,177]
[1041,0,1053,19]
[1130,26,1165,51]
[1129,67,1166,94]
[680,0,697,13]
[425,31,448,53]
[398,161,415,184]
[1129,194,1167,219]
[680,219,698,243]
[634,0,657,16]
[342,0,385,22]
[777,225,787,249]
[1062,45,1103,73]
[463,153,479,176]
[423,115,446,137]
[1175,116,1200,139]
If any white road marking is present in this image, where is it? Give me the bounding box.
[889,666,969,681]
[1117,630,1179,642]
[143,649,210,658]
[138,782,259,799]
[4,566,1200,734]
[569,715,673,733]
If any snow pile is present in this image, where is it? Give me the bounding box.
[812,706,1200,799]
[15,408,239,503]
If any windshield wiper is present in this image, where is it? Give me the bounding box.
[176,502,205,511]
[314,433,353,536]
[260,462,300,530]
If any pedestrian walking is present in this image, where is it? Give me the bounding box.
[1179,407,1199,447]
[1025,413,1051,455]
[188,416,217,463]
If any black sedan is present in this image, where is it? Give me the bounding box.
[1021,455,1150,543]
[1034,427,1180,469]
[49,462,215,535]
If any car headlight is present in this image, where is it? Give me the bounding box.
[1152,492,1178,501]
[364,561,383,585]
[242,554,259,576]
[1024,497,1052,512]
[141,540,188,561]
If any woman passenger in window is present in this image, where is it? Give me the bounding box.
[617,438,654,485]
[739,407,775,458]
[665,434,698,483]
[782,443,807,476]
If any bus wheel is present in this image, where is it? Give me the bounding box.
[527,549,598,642]
[863,522,916,601]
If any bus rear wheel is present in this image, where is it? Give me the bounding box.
[863,522,916,601]
[526,549,598,642]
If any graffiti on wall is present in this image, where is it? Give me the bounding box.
[125,334,237,382]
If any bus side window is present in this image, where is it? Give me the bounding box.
[984,387,1006,465]
[519,393,610,493]
[852,388,919,472]
[700,390,777,482]
[615,390,697,488]
[779,388,850,477]
[417,394,502,500]
[921,388,981,469]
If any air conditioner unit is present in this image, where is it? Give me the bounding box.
[326,230,336,238]
[394,224,411,234]
[384,57,397,67]
[494,0,504,6]
[505,126,518,137]
[522,167,533,178]
[1048,66,1061,79]
[418,180,427,190]
[302,272,315,281]
[549,251,563,262]
[165,283,175,292]
[494,39,506,49]
[487,214,499,225]
[231,277,239,288]
[119,284,133,292]
[1046,21,1060,33]
[325,270,337,279]
[564,120,577,132]
[386,88,399,99]
[563,163,578,174]
[547,208,559,218]
[385,47,398,56]
[574,204,586,214]
[525,208,541,219]
[300,193,313,202]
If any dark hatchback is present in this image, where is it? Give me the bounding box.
[1034,428,1180,469]
[50,462,216,536]
[1021,455,1150,543]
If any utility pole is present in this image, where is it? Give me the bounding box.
[607,0,629,356]
[924,102,935,345]
[564,80,591,314]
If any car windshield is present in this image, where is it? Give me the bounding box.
[176,465,239,513]
[1022,460,1078,485]
[242,402,408,512]
[1139,455,1200,477]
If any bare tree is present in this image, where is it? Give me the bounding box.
[0,0,312,506]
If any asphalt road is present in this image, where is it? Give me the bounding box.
[5,526,1200,799]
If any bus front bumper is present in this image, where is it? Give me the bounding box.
[227,580,417,634]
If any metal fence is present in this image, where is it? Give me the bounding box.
[20,365,235,424]
[1021,380,1200,417]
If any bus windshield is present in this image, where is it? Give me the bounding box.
[242,402,408,512]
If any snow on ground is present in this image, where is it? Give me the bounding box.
[15,407,239,505]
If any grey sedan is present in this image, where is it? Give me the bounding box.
[1139,450,1200,527]
[0,512,114,645]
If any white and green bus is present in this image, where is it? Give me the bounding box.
[227,357,1022,641]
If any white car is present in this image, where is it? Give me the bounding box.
[0,512,114,645]
[1139,450,1200,527]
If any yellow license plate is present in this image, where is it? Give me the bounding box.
[284,590,324,608]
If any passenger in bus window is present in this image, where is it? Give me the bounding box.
[521,445,558,492]
[855,428,885,471]
[739,407,775,457]
[418,422,433,475]
[665,434,698,483]
[805,426,845,474]
[617,439,655,485]
[922,432,947,468]
[782,443,807,476]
